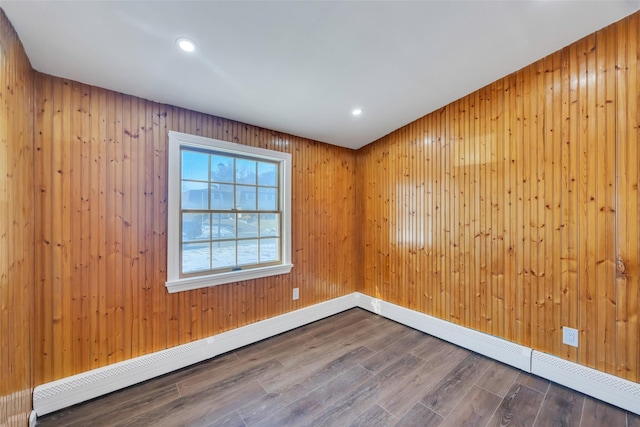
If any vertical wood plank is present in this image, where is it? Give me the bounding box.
[36,74,54,384]
[513,68,526,345]
[462,94,471,328]
[479,88,489,333]
[470,89,480,332]
[578,33,598,369]
[561,43,579,362]
[122,94,135,360]
[615,17,631,380]
[504,74,515,343]
[533,58,545,352]
[494,79,506,339]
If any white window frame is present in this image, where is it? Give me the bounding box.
[166,131,293,293]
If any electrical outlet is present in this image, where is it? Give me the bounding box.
[563,326,579,347]
[292,288,299,300]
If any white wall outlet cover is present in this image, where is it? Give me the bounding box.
[563,326,579,347]
[292,288,299,300]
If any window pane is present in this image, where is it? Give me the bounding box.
[238,214,258,238]
[210,183,234,210]
[211,155,234,183]
[212,240,236,269]
[260,238,279,263]
[183,213,208,241]
[211,214,236,240]
[182,150,209,181]
[236,186,256,210]
[260,213,279,237]
[258,162,277,186]
[258,187,277,211]
[236,159,256,185]
[182,242,211,273]
[238,240,259,265]
[181,181,209,209]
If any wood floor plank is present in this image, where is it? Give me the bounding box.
[321,319,380,344]
[475,360,519,397]
[408,334,465,362]
[350,316,401,336]
[487,383,545,427]
[377,351,460,418]
[534,383,585,427]
[420,353,493,416]
[37,384,180,427]
[194,411,247,427]
[234,327,319,362]
[439,385,502,427]
[514,371,550,394]
[153,352,240,388]
[240,346,375,425]
[580,396,627,427]
[373,352,426,395]
[419,343,470,373]
[348,404,398,427]
[119,380,266,427]
[360,328,427,373]
[66,385,180,427]
[239,346,373,425]
[357,319,415,352]
[276,327,374,368]
[301,308,373,339]
[177,358,282,397]
[394,402,444,427]
[306,375,382,427]
[252,365,372,427]
[260,345,374,393]
[235,391,283,426]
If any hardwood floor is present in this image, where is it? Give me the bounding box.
[37,308,640,426]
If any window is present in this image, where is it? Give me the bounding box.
[166,131,292,293]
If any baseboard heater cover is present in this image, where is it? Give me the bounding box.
[354,293,532,372]
[32,293,355,416]
[531,351,640,415]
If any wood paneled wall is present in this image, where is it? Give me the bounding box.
[0,8,34,427]
[358,13,640,382]
[32,74,358,385]
[6,3,640,398]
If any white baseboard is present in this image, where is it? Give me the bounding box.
[532,350,640,415]
[32,293,355,416]
[353,293,532,372]
[32,291,640,418]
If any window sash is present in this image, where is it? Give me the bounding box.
[179,209,282,276]
[166,131,293,293]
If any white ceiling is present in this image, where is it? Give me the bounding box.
[2,1,639,150]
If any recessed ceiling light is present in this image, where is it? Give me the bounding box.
[352,108,362,116]
[176,37,196,52]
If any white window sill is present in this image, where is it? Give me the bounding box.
[165,263,294,293]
